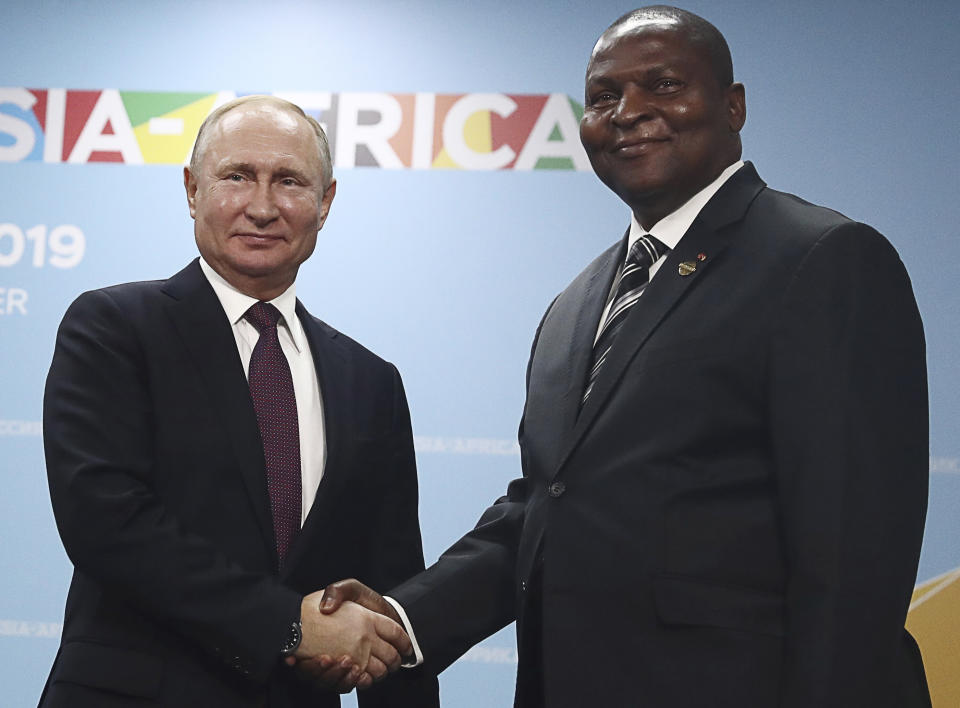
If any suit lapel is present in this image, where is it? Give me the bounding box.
[557,163,766,474]
[282,303,349,574]
[559,238,626,438]
[520,240,622,475]
[161,260,277,563]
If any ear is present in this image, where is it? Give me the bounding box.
[184,166,198,219]
[726,82,746,133]
[316,179,337,230]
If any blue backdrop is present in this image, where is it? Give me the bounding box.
[2,1,958,706]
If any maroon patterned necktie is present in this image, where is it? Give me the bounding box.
[244,301,301,567]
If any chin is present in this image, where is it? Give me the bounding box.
[614,181,669,208]
[596,166,669,203]
[228,254,287,277]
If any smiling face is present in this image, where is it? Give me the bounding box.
[579,23,745,229]
[185,102,336,300]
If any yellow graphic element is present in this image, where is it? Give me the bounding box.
[132,94,220,165]
[907,567,960,706]
[432,109,492,169]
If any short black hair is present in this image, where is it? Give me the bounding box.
[603,5,734,87]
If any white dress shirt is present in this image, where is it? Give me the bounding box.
[198,258,326,527]
[594,160,745,343]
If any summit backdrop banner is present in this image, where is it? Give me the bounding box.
[2,1,959,706]
[0,88,589,170]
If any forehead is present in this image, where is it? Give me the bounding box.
[587,25,710,82]
[597,14,682,50]
[204,105,319,171]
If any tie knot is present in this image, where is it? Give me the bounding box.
[243,301,282,333]
[627,234,667,269]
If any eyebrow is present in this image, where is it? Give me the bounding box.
[273,166,312,182]
[587,62,677,84]
[217,161,313,183]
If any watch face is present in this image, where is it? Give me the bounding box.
[281,619,302,657]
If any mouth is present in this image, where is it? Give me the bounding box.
[611,137,668,157]
[233,233,285,246]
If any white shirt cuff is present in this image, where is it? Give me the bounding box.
[383,596,424,667]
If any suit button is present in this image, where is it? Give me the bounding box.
[521,580,527,592]
[548,481,566,498]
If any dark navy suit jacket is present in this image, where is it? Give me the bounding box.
[42,259,439,707]
[392,164,930,708]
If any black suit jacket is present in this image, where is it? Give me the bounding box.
[391,164,930,707]
[41,259,439,707]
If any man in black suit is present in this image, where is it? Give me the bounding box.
[41,95,439,707]
[321,6,931,707]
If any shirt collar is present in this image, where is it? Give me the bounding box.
[628,160,745,253]
[198,257,306,353]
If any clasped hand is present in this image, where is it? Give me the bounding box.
[286,585,410,692]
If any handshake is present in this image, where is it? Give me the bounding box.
[286,579,409,693]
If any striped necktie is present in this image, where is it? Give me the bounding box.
[582,234,667,404]
[244,301,301,567]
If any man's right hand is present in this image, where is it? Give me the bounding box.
[320,578,402,624]
[291,589,411,691]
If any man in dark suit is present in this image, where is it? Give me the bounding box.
[321,6,931,707]
[41,95,439,707]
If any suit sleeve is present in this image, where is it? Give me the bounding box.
[44,289,301,683]
[357,364,440,707]
[767,223,928,707]
[386,297,559,674]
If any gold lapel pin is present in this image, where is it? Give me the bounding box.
[678,261,697,276]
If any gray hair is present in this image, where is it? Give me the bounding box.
[189,95,333,190]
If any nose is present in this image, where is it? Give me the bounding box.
[244,182,280,227]
[611,85,651,128]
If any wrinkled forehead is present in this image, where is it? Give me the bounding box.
[213,104,307,142]
[199,104,323,180]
